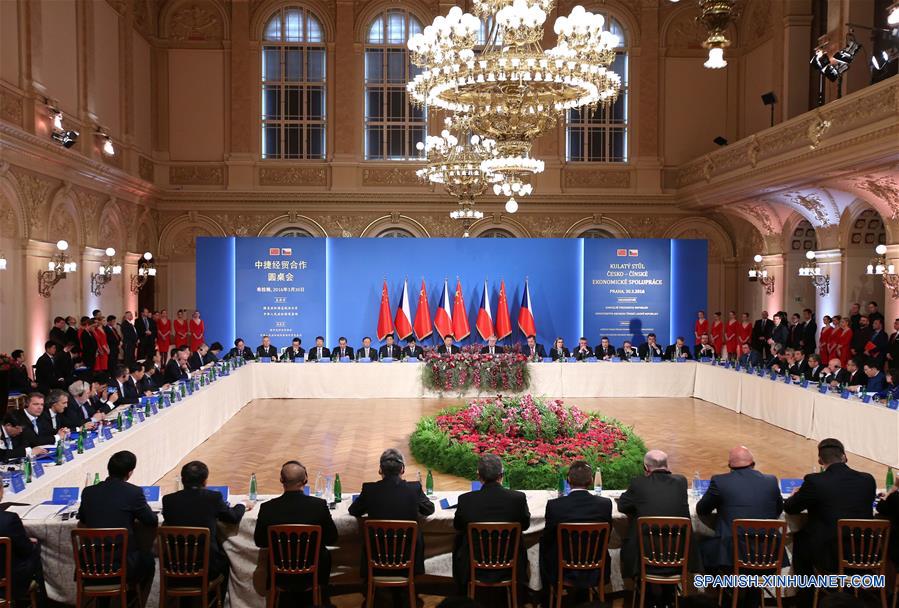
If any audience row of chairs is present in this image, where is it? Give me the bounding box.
[4,516,887,608]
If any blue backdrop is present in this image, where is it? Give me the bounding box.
[197,237,706,350]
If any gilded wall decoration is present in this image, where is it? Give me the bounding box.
[169,165,225,186]
[11,170,53,234]
[0,193,19,238]
[744,0,772,42]
[735,203,776,236]
[139,157,154,182]
[807,117,832,150]
[258,167,327,187]
[166,1,224,41]
[0,90,23,127]
[666,12,706,49]
[362,167,422,186]
[166,225,207,256]
[788,193,831,226]
[854,176,899,219]
[50,210,76,243]
[211,213,269,237]
[563,169,631,188]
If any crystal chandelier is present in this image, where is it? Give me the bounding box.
[408,1,621,203]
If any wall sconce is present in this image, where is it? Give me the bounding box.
[38,240,76,298]
[866,244,899,299]
[90,247,122,296]
[798,250,830,295]
[130,251,157,294]
[96,128,115,156]
[0,252,6,270]
[748,254,775,295]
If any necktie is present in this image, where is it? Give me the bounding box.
[318,347,322,358]
[3,430,11,450]
[388,346,392,357]
[31,417,39,434]
[82,404,89,419]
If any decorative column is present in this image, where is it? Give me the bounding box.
[760,253,785,313]
[881,244,899,324]
[123,252,140,315]
[780,6,813,120]
[811,248,843,321]
[25,240,56,364]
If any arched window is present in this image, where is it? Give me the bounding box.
[579,228,614,238]
[478,228,514,238]
[566,15,627,163]
[275,227,313,237]
[261,7,326,159]
[376,228,415,238]
[364,10,425,160]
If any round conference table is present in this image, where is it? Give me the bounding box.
[4,359,895,607]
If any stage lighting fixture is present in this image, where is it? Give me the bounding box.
[51,129,80,149]
[888,2,899,26]
[761,91,777,127]
[713,136,728,146]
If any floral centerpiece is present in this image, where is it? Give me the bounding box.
[410,394,645,490]
[420,344,530,393]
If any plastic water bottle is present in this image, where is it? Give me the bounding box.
[594,467,603,496]
[692,471,701,498]
[314,473,324,497]
[249,473,258,501]
[426,469,434,496]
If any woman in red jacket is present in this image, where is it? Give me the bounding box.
[710,312,724,358]
[819,314,834,363]
[694,310,709,346]
[156,309,172,364]
[174,309,189,348]
[724,310,739,360]
[737,312,753,350]
[189,310,205,351]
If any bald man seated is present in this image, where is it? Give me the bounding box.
[695,446,783,571]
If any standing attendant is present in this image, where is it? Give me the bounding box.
[694,310,709,346]
[819,315,834,364]
[104,316,121,367]
[737,312,753,351]
[138,308,157,361]
[156,309,172,364]
[887,318,899,371]
[93,319,109,372]
[751,310,774,357]
[710,312,724,357]
[800,308,817,355]
[121,311,138,368]
[174,309,189,348]
[78,317,98,370]
[835,317,853,367]
[49,317,68,348]
[188,310,205,352]
[724,311,738,360]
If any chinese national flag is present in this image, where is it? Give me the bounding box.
[413,280,433,340]
[495,280,512,340]
[452,279,470,341]
[376,281,393,340]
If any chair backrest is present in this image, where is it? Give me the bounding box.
[837,519,891,574]
[268,525,321,576]
[71,528,129,584]
[557,522,610,572]
[467,522,521,575]
[157,526,210,582]
[731,519,787,572]
[636,517,692,574]
[363,520,418,576]
[0,537,11,605]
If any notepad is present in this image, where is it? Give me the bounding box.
[142,486,161,501]
[440,496,459,509]
[207,486,229,501]
[49,487,80,505]
[780,478,803,494]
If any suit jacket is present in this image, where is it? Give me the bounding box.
[280,346,306,361]
[121,320,138,345]
[348,478,435,575]
[137,316,157,347]
[695,468,783,569]
[436,344,460,356]
[616,471,692,579]
[34,353,56,393]
[225,346,254,360]
[64,326,79,347]
[254,491,338,584]
[572,346,594,361]
[137,374,160,395]
[617,347,639,359]
[851,327,873,357]
[162,487,245,577]
[770,324,789,349]
[865,371,887,394]
[187,351,205,371]
[539,490,612,586]
[0,510,41,595]
[78,477,159,557]
[664,344,692,361]
[784,462,876,573]
[823,367,849,385]
[695,344,717,359]
[875,490,899,566]
[522,343,546,359]
[452,482,530,585]
[788,357,810,378]
[846,369,866,387]
[638,343,664,359]
[332,346,354,360]
[800,320,817,354]
[53,350,74,388]
[112,377,140,405]
[868,330,888,364]
[751,319,774,349]
[738,350,761,368]
[594,344,616,359]
[8,364,31,394]
[14,410,59,447]
[787,324,802,350]
[0,425,27,461]
[480,345,504,356]
[549,347,570,361]
[307,346,331,361]
[256,345,278,359]
[377,344,401,359]
[49,326,68,348]
[805,365,824,382]
[402,345,424,359]
[61,399,96,430]
[79,329,98,367]
[355,346,378,361]
[164,359,189,384]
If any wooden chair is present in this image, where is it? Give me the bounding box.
[363,520,418,608]
[157,526,223,608]
[813,519,891,608]
[549,522,610,608]
[71,528,139,608]
[0,537,10,608]
[467,522,521,608]
[726,519,787,608]
[632,516,692,608]
[266,524,321,608]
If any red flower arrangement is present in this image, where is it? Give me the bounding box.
[420,344,530,393]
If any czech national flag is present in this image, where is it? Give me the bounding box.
[476,281,495,340]
[413,280,432,340]
[376,280,393,341]
[518,279,537,338]
[452,279,470,341]
[495,280,512,340]
[434,279,453,339]
[394,279,414,340]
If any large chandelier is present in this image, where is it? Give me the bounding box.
[408,1,621,202]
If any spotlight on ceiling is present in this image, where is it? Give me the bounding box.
[713,136,728,147]
[888,1,899,26]
[51,130,80,149]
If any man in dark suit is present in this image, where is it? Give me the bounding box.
[15,392,69,447]
[860,361,887,395]
[307,336,331,362]
[523,335,546,360]
[844,357,867,388]
[799,308,817,355]
[539,461,611,601]
[281,337,305,362]
[664,337,691,361]
[751,311,774,357]
[78,317,98,370]
[163,461,250,589]
[618,341,639,360]
[0,485,46,601]
[804,354,825,382]
[0,413,48,461]
[695,446,783,571]
[78,451,158,590]
[594,336,616,360]
[164,347,191,384]
[204,343,222,365]
[480,336,502,356]
[377,335,400,360]
[111,365,140,405]
[452,454,530,590]
[737,343,761,368]
[887,318,899,371]
[637,333,664,359]
[349,449,435,578]
[875,479,899,570]
[120,311,139,368]
[64,317,79,349]
[49,316,68,348]
[254,461,338,603]
[53,341,76,389]
[695,334,716,359]
[34,341,57,394]
[437,335,460,356]
[867,301,885,327]
[256,336,278,359]
[850,315,872,359]
[616,450,691,582]
[822,358,849,386]
[402,337,424,359]
[788,349,810,380]
[225,338,254,360]
[65,381,105,430]
[104,315,121,367]
[187,345,208,371]
[137,308,156,361]
[355,336,378,361]
[572,337,594,361]
[332,337,354,360]
[786,313,802,351]
[135,362,161,394]
[867,317,889,366]
[784,438,876,577]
